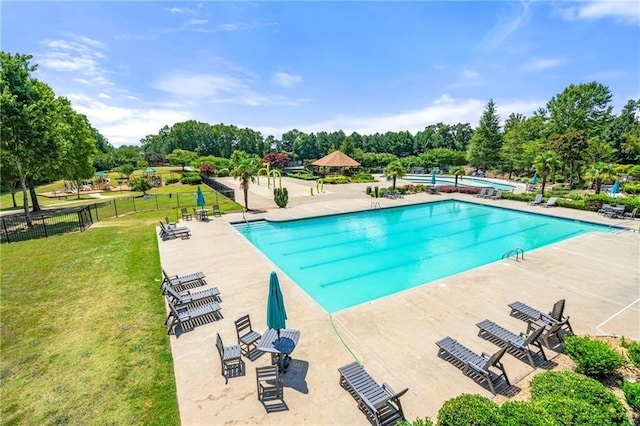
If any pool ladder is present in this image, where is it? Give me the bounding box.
[371,202,381,210]
[502,248,525,261]
[242,209,249,225]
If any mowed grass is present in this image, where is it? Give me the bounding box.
[1,211,180,425]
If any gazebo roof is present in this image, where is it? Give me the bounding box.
[311,151,360,167]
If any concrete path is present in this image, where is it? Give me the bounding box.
[158,177,639,425]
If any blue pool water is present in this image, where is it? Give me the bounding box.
[234,201,614,313]
[402,175,516,191]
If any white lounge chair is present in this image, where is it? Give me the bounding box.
[541,197,557,208]
[529,194,543,206]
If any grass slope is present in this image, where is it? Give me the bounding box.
[1,212,180,425]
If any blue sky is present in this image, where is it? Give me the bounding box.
[2,1,639,147]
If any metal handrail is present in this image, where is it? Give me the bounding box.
[502,248,525,261]
[370,202,381,210]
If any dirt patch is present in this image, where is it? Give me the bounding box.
[494,336,639,423]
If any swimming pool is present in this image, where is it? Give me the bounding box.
[401,174,516,191]
[234,201,614,313]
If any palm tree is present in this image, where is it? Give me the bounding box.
[532,151,559,196]
[232,157,258,211]
[583,162,617,194]
[449,166,466,188]
[385,160,406,195]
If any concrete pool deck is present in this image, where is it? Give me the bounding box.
[158,177,639,425]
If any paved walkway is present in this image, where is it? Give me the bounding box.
[158,177,639,425]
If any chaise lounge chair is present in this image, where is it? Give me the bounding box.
[338,361,408,426]
[161,268,207,292]
[474,187,489,198]
[480,188,495,199]
[508,300,574,348]
[476,319,547,367]
[165,300,222,334]
[540,197,557,208]
[435,336,510,395]
[528,194,543,206]
[163,283,222,308]
[158,221,191,240]
[490,189,503,200]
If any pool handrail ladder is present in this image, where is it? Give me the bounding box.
[502,248,525,261]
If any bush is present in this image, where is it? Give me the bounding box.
[436,394,501,426]
[624,341,640,369]
[533,395,619,425]
[165,177,180,185]
[623,182,640,195]
[499,401,556,426]
[531,371,628,424]
[129,177,152,193]
[622,379,640,410]
[180,175,202,185]
[399,417,434,426]
[323,175,350,184]
[350,172,376,183]
[564,336,626,378]
[216,168,230,177]
[287,171,317,180]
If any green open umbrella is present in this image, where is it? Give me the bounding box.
[611,179,620,194]
[267,271,287,336]
[196,185,206,207]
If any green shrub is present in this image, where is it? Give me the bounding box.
[399,417,434,426]
[323,175,350,184]
[350,172,376,183]
[180,175,202,185]
[531,371,628,424]
[622,379,640,410]
[533,395,621,425]
[273,187,288,208]
[499,401,556,426]
[625,341,640,369]
[287,171,317,180]
[624,182,640,195]
[502,192,537,202]
[129,177,152,193]
[436,394,501,426]
[216,168,230,177]
[165,177,180,185]
[564,336,626,378]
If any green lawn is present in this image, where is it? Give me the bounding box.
[0,211,181,425]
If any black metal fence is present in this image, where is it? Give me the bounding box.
[200,175,235,201]
[87,190,235,221]
[1,181,237,243]
[1,205,94,243]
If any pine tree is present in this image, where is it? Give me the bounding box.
[467,99,503,172]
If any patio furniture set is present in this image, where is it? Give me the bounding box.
[598,204,637,219]
[436,299,574,395]
[216,313,300,411]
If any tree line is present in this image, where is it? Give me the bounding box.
[2,50,639,225]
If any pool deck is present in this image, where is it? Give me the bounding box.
[158,177,639,425]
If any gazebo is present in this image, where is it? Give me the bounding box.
[143,167,161,187]
[311,151,360,176]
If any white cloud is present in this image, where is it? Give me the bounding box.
[461,70,480,80]
[253,95,545,138]
[186,19,208,26]
[559,0,640,24]
[98,93,111,99]
[38,35,113,85]
[523,58,564,71]
[271,72,302,88]
[478,1,531,50]
[151,72,301,107]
